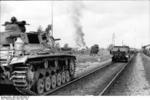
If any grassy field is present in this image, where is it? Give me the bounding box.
[75,49,111,76]
[76,49,111,64]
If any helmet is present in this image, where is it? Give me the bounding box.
[22,20,26,25]
[11,16,17,23]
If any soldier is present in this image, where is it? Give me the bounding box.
[17,20,27,32]
[11,17,29,32]
[45,24,52,36]
[10,16,17,24]
[3,17,28,32]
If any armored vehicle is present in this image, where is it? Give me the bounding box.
[0,17,76,95]
[110,46,130,62]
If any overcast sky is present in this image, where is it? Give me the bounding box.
[0,0,150,49]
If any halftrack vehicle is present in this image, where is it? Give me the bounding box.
[0,17,76,95]
[110,46,130,62]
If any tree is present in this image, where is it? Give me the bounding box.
[37,25,43,33]
[62,43,72,53]
[90,44,99,55]
[107,44,114,51]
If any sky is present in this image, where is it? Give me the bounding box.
[0,0,150,49]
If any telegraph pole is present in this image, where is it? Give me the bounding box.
[122,40,124,46]
[112,32,115,46]
[51,1,53,36]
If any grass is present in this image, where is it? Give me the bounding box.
[76,54,100,63]
[76,50,111,64]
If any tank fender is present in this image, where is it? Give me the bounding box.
[10,56,28,64]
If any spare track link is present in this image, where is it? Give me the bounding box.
[10,65,35,95]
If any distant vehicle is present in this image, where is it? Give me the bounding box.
[129,48,137,55]
[110,46,130,62]
[142,45,150,57]
[143,48,150,57]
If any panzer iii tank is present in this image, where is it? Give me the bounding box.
[0,17,76,95]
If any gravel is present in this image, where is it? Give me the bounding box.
[141,54,150,86]
[106,53,150,95]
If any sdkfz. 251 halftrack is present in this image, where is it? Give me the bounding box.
[110,46,130,62]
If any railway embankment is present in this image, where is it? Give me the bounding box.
[141,53,150,86]
[106,53,150,95]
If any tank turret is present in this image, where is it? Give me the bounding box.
[0,17,61,55]
[3,16,28,33]
[0,17,28,45]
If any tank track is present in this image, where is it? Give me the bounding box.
[10,65,36,95]
[10,55,76,95]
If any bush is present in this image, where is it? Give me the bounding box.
[90,44,99,55]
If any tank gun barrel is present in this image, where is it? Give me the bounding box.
[54,38,61,41]
[25,23,30,25]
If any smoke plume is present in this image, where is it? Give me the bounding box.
[71,1,86,49]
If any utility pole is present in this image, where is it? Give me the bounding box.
[51,1,53,36]
[112,32,115,46]
[122,40,124,46]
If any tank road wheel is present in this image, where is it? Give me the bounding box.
[36,78,45,94]
[70,61,75,78]
[45,76,51,91]
[56,73,62,86]
[65,71,70,82]
[61,71,66,84]
[51,74,57,89]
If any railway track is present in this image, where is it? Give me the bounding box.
[99,55,135,95]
